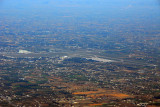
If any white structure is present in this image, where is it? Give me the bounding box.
[19,50,32,54]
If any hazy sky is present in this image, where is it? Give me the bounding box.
[0,0,159,32]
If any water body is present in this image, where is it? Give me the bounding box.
[87,57,115,62]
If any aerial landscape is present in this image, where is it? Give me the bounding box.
[0,0,160,107]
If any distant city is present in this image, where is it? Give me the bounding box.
[0,0,160,107]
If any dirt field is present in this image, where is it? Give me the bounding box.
[73,89,131,99]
